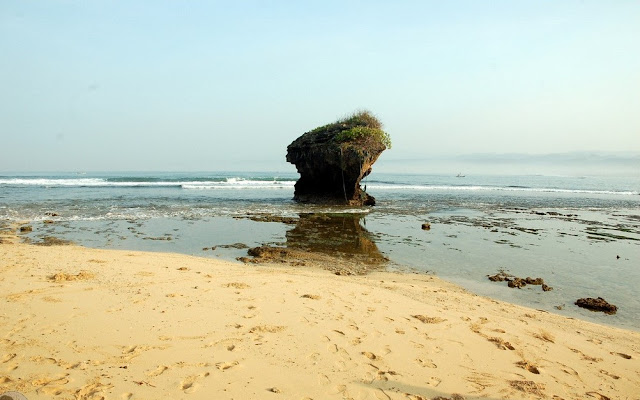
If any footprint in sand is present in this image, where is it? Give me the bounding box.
[331,384,347,395]
[362,352,378,360]
[1,353,17,363]
[516,360,540,374]
[180,377,198,393]
[412,314,446,324]
[123,345,138,354]
[586,392,612,400]
[427,376,442,387]
[487,336,515,351]
[39,385,65,396]
[31,374,70,386]
[180,372,210,393]
[611,352,632,359]
[42,296,63,303]
[559,365,580,377]
[224,282,250,289]
[363,371,377,384]
[415,358,437,368]
[146,365,169,377]
[334,360,348,372]
[318,374,330,386]
[600,369,620,380]
[215,361,238,371]
[32,374,70,395]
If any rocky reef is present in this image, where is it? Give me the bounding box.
[286,111,390,206]
[488,271,553,292]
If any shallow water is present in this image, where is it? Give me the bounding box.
[2,171,639,330]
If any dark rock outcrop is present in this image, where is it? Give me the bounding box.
[508,278,527,288]
[286,111,389,206]
[575,297,618,314]
[488,271,552,291]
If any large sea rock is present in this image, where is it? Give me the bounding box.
[286,111,389,206]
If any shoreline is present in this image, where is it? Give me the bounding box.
[14,207,640,332]
[1,227,639,399]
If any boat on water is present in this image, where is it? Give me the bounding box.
[456,173,465,178]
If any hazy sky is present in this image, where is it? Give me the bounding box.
[1,1,639,172]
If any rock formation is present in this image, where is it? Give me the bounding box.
[286,111,390,206]
[575,297,618,314]
[487,272,553,291]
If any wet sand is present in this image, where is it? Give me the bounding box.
[20,207,640,331]
[1,227,640,399]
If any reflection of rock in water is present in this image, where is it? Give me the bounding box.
[242,213,387,275]
[286,213,386,265]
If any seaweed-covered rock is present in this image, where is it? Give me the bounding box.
[488,271,513,282]
[575,297,617,315]
[488,271,551,292]
[286,111,390,206]
[525,277,544,285]
[508,278,527,288]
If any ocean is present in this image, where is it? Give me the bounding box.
[1,171,639,330]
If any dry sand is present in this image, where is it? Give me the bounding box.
[1,228,639,399]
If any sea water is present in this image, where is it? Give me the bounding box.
[1,171,639,330]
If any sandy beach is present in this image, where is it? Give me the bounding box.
[1,229,639,400]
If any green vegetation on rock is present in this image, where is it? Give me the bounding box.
[336,126,392,149]
[311,110,392,149]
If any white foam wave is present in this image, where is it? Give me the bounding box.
[181,180,295,190]
[0,178,108,186]
[2,178,635,196]
[0,178,184,187]
[367,184,639,196]
[0,178,296,189]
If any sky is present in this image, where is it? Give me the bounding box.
[1,0,639,172]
